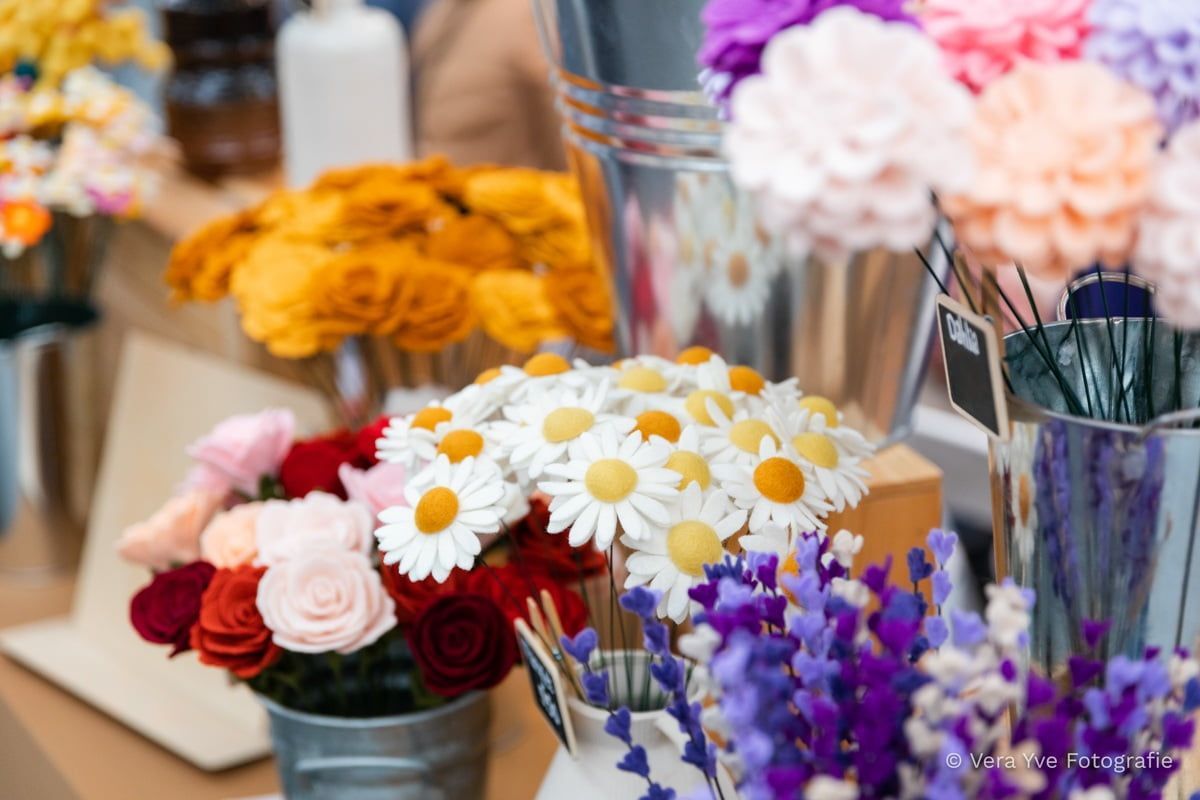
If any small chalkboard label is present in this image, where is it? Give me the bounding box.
[514,618,576,755]
[935,294,1009,440]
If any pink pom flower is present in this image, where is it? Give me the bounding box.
[920,0,1091,92]
[256,549,396,654]
[943,61,1161,280]
[254,492,375,566]
[338,460,407,522]
[186,409,295,497]
[725,7,974,262]
[1133,120,1200,329]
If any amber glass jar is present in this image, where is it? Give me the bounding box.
[160,0,281,178]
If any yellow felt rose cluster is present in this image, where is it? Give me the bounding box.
[167,158,614,359]
[0,0,169,87]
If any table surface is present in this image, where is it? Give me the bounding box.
[0,574,557,800]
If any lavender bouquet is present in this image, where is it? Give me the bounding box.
[571,530,1200,799]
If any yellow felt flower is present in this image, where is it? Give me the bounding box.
[391,259,477,352]
[311,241,417,337]
[165,210,258,303]
[471,270,569,353]
[424,213,522,272]
[544,269,615,352]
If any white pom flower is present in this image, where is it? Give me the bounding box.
[725,7,973,261]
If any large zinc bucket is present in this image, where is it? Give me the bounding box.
[260,691,491,800]
[990,320,1200,677]
[0,297,101,575]
[532,0,948,443]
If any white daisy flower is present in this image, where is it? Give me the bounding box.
[699,400,781,467]
[791,395,875,459]
[714,437,832,534]
[766,400,873,511]
[407,414,503,467]
[496,352,598,402]
[738,520,791,559]
[376,455,506,583]
[622,482,746,621]
[704,243,772,327]
[538,427,680,549]
[503,381,634,481]
[609,355,690,415]
[376,390,492,468]
[825,529,863,570]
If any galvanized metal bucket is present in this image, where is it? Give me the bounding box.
[0,297,100,575]
[259,691,491,800]
[990,320,1200,678]
[532,0,948,443]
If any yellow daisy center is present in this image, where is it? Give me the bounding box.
[584,459,638,503]
[799,396,839,428]
[542,407,595,443]
[414,487,459,534]
[412,407,452,431]
[685,390,734,426]
[667,520,724,577]
[791,432,839,469]
[753,457,806,504]
[665,450,711,490]
[727,252,750,288]
[728,365,765,395]
[729,419,778,454]
[524,352,571,376]
[474,367,502,385]
[437,429,485,462]
[618,366,667,393]
[676,346,714,365]
[635,411,682,443]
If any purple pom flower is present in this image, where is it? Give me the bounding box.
[906,547,934,584]
[561,628,598,665]
[1082,618,1112,650]
[641,785,675,800]
[582,670,609,707]
[604,707,632,745]
[620,587,661,621]
[925,615,949,648]
[927,529,958,565]
[617,744,651,778]
[932,571,953,606]
[950,608,987,647]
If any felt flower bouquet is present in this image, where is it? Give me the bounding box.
[702,0,1200,425]
[165,157,614,423]
[119,407,590,716]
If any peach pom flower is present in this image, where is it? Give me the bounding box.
[920,0,1091,93]
[1133,120,1200,329]
[725,7,974,262]
[256,549,396,654]
[199,502,263,568]
[117,489,223,571]
[943,61,1161,281]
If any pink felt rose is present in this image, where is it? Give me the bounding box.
[254,492,374,566]
[186,409,295,497]
[337,461,407,521]
[199,502,263,568]
[117,489,223,571]
[256,549,396,654]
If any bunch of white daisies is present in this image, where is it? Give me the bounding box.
[372,348,874,621]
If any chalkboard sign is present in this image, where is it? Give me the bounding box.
[935,294,1009,440]
[514,619,576,755]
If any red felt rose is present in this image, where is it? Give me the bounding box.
[508,496,608,580]
[279,430,370,499]
[190,565,281,679]
[408,594,518,697]
[355,415,391,465]
[130,561,216,656]
[380,563,470,626]
[465,563,589,637]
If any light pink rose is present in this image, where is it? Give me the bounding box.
[116,489,222,570]
[254,492,374,566]
[199,502,263,568]
[338,461,407,521]
[186,409,295,497]
[256,549,396,654]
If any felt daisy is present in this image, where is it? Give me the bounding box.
[376,455,506,582]
[663,426,716,492]
[495,352,598,402]
[714,437,832,534]
[609,355,690,415]
[703,242,772,327]
[738,520,791,559]
[537,427,680,549]
[502,382,634,481]
[769,395,875,463]
[787,429,869,512]
[623,482,747,621]
[699,401,782,466]
[406,412,504,468]
[695,354,767,407]
[376,391,490,468]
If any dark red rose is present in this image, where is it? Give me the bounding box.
[508,496,608,580]
[279,430,370,499]
[130,561,216,656]
[190,566,281,679]
[380,563,470,626]
[408,594,518,697]
[465,563,589,637]
[355,415,391,465]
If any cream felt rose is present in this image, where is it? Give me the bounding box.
[117,489,222,570]
[199,502,263,568]
[256,549,396,654]
[254,492,374,566]
[186,408,295,496]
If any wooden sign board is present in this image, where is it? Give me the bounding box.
[0,332,331,770]
[935,294,1009,441]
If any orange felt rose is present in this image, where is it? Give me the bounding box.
[312,241,416,336]
[191,565,281,679]
[544,268,615,352]
[339,178,453,242]
[424,214,522,272]
[471,270,570,352]
[391,260,477,351]
[166,209,258,302]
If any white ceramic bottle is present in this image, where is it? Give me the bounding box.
[276,0,412,187]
